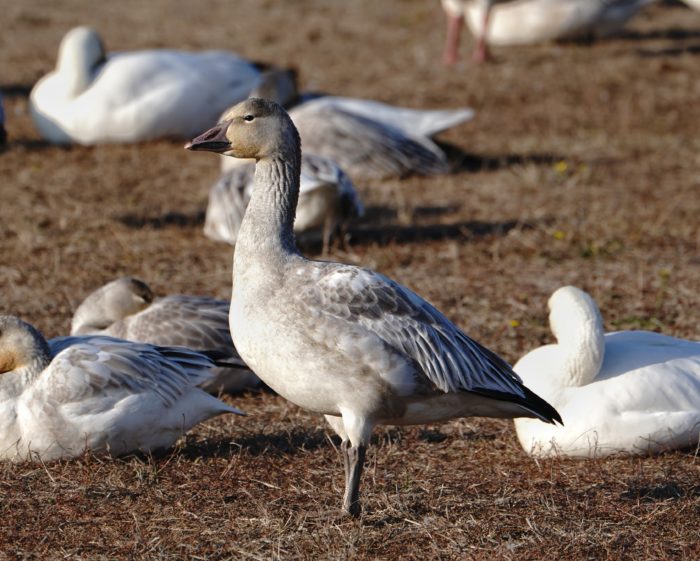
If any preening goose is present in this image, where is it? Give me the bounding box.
[0,315,242,462]
[30,26,261,144]
[186,98,561,516]
[71,277,260,394]
[248,70,475,180]
[513,286,700,458]
[208,153,363,252]
[442,0,657,63]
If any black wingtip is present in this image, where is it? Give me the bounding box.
[520,386,563,426]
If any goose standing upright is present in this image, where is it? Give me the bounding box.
[186,98,561,516]
[30,26,262,144]
[70,277,260,394]
[0,315,242,461]
[442,0,658,63]
[513,286,700,458]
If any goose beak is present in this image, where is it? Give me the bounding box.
[185,120,232,152]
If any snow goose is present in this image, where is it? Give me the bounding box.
[442,0,658,63]
[30,26,262,144]
[186,98,561,516]
[207,153,363,252]
[71,277,260,394]
[0,315,242,462]
[247,69,474,180]
[513,286,700,458]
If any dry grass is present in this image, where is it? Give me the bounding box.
[1,0,699,559]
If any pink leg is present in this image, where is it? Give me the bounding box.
[442,13,464,66]
[472,5,493,63]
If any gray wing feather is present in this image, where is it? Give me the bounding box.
[290,104,449,180]
[47,336,217,406]
[300,265,526,398]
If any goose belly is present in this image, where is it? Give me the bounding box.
[229,294,410,416]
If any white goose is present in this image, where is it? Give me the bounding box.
[249,69,475,180]
[208,153,363,252]
[442,0,657,63]
[0,315,242,462]
[30,26,261,144]
[71,277,260,394]
[513,286,700,458]
[186,98,561,516]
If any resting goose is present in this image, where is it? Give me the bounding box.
[247,69,474,180]
[513,286,700,458]
[208,153,363,252]
[186,98,561,516]
[0,315,242,461]
[442,0,657,63]
[71,277,260,394]
[30,26,262,144]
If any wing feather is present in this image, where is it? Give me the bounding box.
[46,336,217,407]
[299,265,527,399]
[290,104,449,180]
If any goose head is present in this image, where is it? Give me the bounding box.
[186,97,301,163]
[546,286,605,387]
[71,277,154,335]
[56,26,106,97]
[0,315,51,376]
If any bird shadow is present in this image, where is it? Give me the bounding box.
[0,83,34,98]
[176,428,332,460]
[438,142,564,174]
[621,481,700,503]
[616,27,700,42]
[116,210,206,229]
[635,44,700,57]
[341,218,532,248]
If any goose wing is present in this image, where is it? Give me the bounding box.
[301,154,364,217]
[45,336,222,407]
[303,96,475,137]
[290,103,449,180]
[300,265,525,398]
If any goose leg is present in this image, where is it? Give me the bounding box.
[443,13,464,66]
[472,5,493,63]
[342,442,366,517]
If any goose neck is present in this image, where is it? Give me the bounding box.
[553,308,605,387]
[234,154,301,267]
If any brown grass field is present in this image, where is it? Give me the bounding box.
[1,0,699,559]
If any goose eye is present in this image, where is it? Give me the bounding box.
[243,115,255,122]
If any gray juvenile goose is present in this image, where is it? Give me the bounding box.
[186,98,561,517]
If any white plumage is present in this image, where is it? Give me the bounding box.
[30,26,261,144]
[513,286,700,458]
[441,0,657,63]
[0,315,242,462]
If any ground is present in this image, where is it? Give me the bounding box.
[0,0,699,559]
